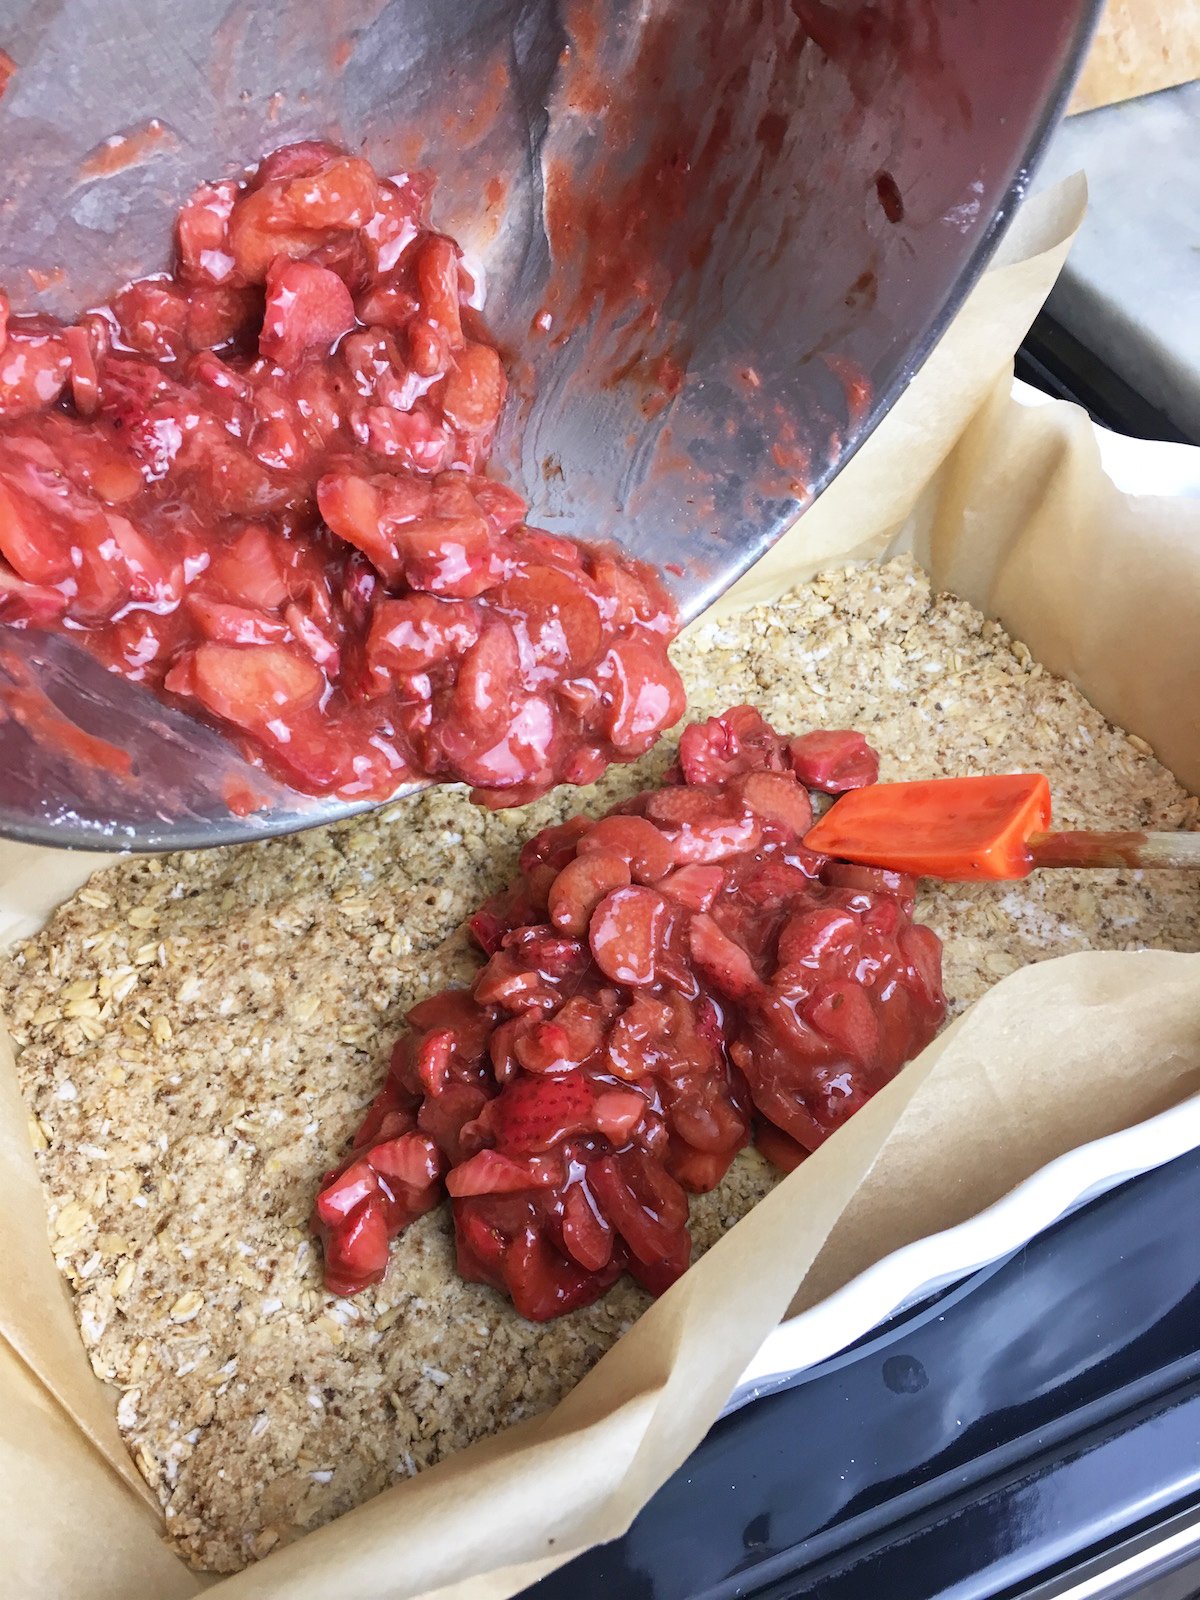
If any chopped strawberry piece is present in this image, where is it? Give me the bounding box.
[658,863,726,912]
[741,858,823,907]
[447,618,520,737]
[789,729,880,792]
[366,593,481,685]
[646,787,761,864]
[184,642,324,732]
[186,595,289,646]
[74,512,182,614]
[899,923,946,1012]
[737,1045,835,1154]
[315,1130,444,1295]
[626,1230,691,1297]
[408,316,450,380]
[777,906,860,974]
[441,342,505,433]
[229,153,378,282]
[485,1073,596,1155]
[281,155,378,230]
[176,179,239,285]
[666,1141,739,1194]
[445,1150,557,1197]
[502,1222,620,1321]
[0,477,73,584]
[509,926,592,981]
[804,981,881,1063]
[0,562,69,625]
[576,814,676,884]
[678,705,789,785]
[314,1158,377,1226]
[591,1089,646,1143]
[403,988,494,1058]
[823,861,916,906]
[316,471,389,563]
[494,563,603,672]
[589,1150,688,1266]
[469,477,527,534]
[414,1029,455,1096]
[318,472,501,598]
[251,141,347,188]
[260,259,356,368]
[507,1019,567,1076]
[688,914,761,1001]
[549,850,632,937]
[503,997,608,1077]
[320,1194,390,1296]
[284,594,341,672]
[207,524,290,610]
[754,1121,808,1174]
[467,906,509,956]
[561,1182,615,1272]
[695,996,725,1048]
[361,172,430,276]
[64,324,101,419]
[519,816,593,875]
[367,1130,445,1191]
[416,1082,490,1167]
[517,528,585,569]
[353,1079,417,1149]
[362,405,450,473]
[414,236,464,348]
[454,1199,508,1281]
[112,279,193,364]
[603,993,673,1080]
[736,770,814,838]
[186,285,260,350]
[393,513,497,599]
[0,327,71,418]
[546,996,612,1064]
[589,886,670,987]
[596,637,686,754]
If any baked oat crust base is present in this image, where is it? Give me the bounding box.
[3,558,1197,1572]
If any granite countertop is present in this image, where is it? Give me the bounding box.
[1033,78,1200,443]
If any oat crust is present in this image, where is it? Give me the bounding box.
[3,558,1196,1572]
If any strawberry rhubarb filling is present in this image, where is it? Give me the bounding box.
[313,708,948,1319]
[0,142,683,805]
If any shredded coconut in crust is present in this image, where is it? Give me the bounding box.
[2,557,1196,1571]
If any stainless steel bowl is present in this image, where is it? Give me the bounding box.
[0,0,1101,850]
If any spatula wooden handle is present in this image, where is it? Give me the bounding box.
[1027,830,1200,870]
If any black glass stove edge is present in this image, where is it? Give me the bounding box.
[1015,316,1195,446]
[740,1377,1200,1600]
[1013,1500,1200,1600]
[524,1147,1200,1600]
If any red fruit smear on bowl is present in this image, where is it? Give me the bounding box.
[313,708,947,1319]
[0,143,684,807]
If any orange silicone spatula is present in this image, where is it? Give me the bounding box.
[803,772,1200,882]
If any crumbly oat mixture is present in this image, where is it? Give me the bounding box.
[2,557,1197,1572]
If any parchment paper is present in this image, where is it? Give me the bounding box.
[1,170,1199,1600]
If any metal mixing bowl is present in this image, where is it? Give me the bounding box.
[0,0,1101,849]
